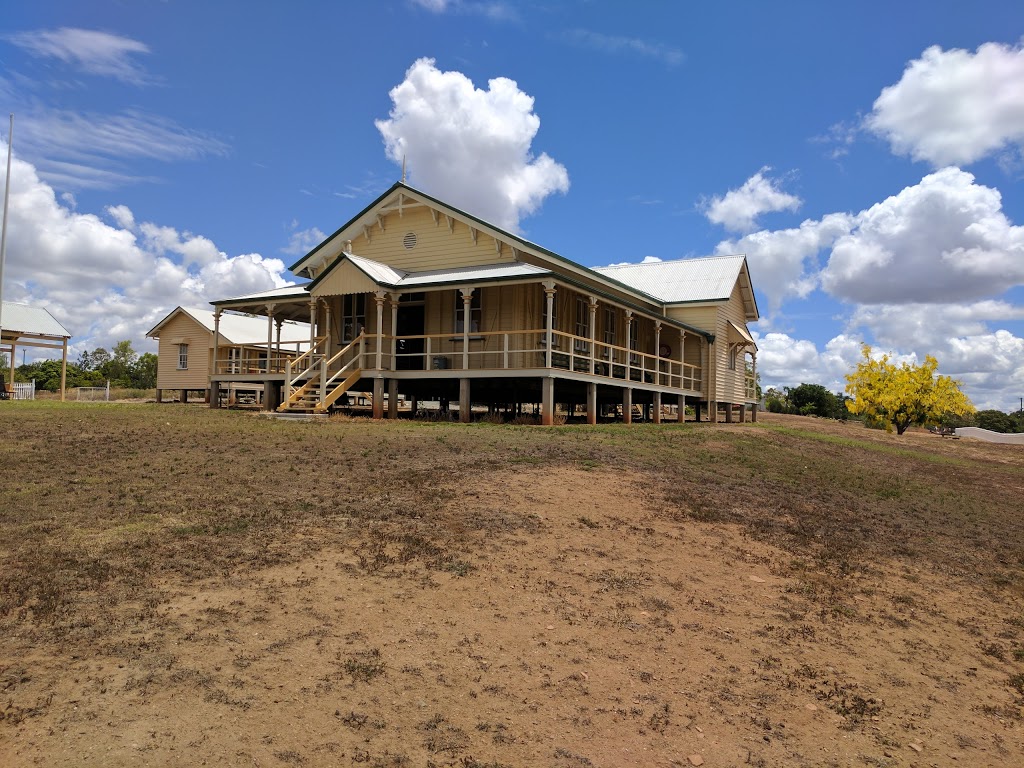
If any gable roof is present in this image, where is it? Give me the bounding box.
[0,301,71,338]
[147,306,311,346]
[594,255,759,320]
[288,182,672,310]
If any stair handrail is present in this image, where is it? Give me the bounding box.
[320,333,364,391]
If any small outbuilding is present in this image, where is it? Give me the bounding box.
[146,306,311,405]
[0,301,72,400]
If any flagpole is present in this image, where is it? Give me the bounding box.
[0,114,11,383]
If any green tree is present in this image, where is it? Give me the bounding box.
[101,340,139,386]
[845,345,974,435]
[15,360,91,391]
[89,347,111,372]
[786,383,834,417]
[976,409,1017,433]
[764,387,787,413]
[131,352,158,389]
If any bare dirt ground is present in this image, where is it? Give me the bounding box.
[1,404,1022,767]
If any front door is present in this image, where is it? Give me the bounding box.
[396,299,425,370]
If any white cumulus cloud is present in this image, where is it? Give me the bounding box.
[375,58,569,232]
[866,42,1024,167]
[716,213,853,312]
[821,167,1024,304]
[703,168,802,233]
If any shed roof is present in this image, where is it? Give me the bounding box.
[0,301,71,338]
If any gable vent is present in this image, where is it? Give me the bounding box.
[403,232,417,250]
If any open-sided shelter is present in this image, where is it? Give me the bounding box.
[0,301,71,400]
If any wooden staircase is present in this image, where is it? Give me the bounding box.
[277,334,365,414]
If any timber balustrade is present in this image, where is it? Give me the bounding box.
[218,329,703,394]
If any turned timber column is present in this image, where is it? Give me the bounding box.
[374,290,386,370]
[323,301,332,361]
[624,310,633,376]
[275,318,284,366]
[265,304,276,373]
[389,293,400,369]
[653,321,662,386]
[588,296,598,374]
[210,308,222,408]
[541,376,555,426]
[542,281,556,368]
[461,288,473,371]
[308,300,318,351]
[586,382,597,425]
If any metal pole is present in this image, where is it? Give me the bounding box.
[0,115,12,384]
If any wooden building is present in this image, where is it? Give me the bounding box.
[206,182,760,423]
[147,306,310,405]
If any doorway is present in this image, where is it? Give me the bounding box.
[396,294,425,370]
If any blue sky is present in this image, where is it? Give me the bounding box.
[1,1,1023,409]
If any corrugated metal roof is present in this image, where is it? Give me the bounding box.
[399,261,550,287]
[0,301,72,337]
[148,306,310,345]
[214,283,311,304]
[308,252,551,292]
[347,253,407,285]
[593,255,746,303]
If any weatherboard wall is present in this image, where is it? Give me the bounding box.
[154,312,213,391]
[349,206,517,273]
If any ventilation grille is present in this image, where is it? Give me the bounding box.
[403,232,417,249]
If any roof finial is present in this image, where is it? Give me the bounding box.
[401,154,407,183]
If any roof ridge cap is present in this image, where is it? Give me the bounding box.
[596,253,743,270]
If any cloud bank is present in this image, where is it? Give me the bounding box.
[1,156,288,357]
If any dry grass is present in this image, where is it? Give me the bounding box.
[1,402,1022,765]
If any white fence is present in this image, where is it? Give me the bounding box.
[10,380,35,400]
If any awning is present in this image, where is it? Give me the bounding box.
[727,320,756,349]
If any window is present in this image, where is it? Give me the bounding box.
[729,346,739,370]
[342,294,366,343]
[628,316,639,364]
[177,343,188,370]
[454,290,481,334]
[574,297,590,353]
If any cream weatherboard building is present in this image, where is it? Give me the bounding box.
[201,182,760,424]
[147,306,310,404]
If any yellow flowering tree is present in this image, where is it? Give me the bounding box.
[844,345,974,435]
